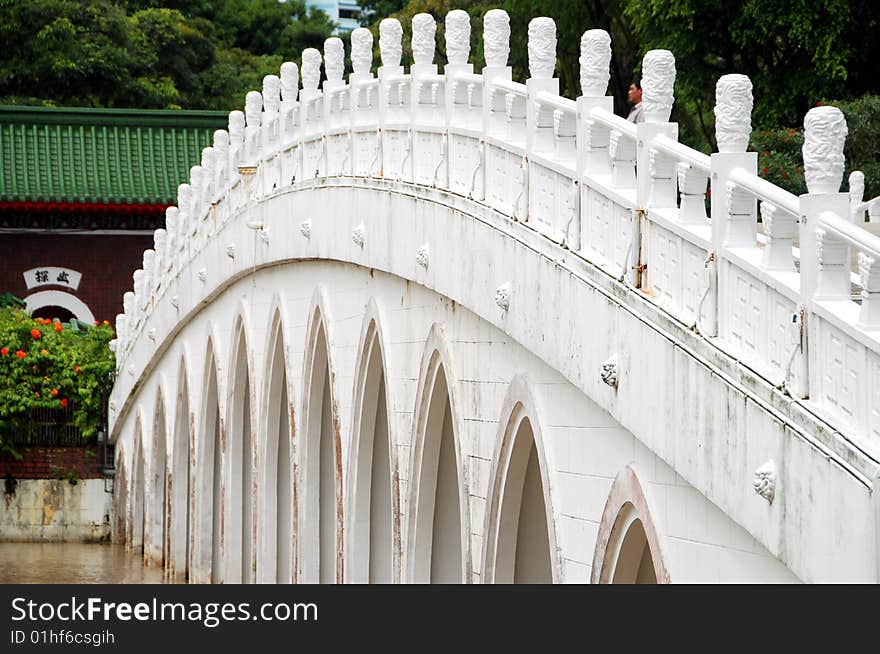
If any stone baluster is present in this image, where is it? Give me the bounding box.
[577,29,613,175]
[800,106,849,301]
[850,170,865,222]
[638,49,678,209]
[609,128,636,189]
[677,163,708,224]
[525,17,558,154]
[482,9,512,137]
[711,74,756,248]
[552,108,576,163]
[858,253,880,329]
[244,90,262,164]
[759,202,796,271]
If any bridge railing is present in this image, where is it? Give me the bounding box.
[110,8,880,458]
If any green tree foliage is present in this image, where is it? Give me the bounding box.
[0,308,115,455]
[0,0,335,110]
[624,0,878,151]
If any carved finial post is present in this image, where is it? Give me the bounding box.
[350,28,373,82]
[714,74,752,153]
[710,74,758,251]
[176,183,192,258]
[444,10,474,132]
[411,13,438,119]
[323,37,344,90]
[411,13,436,69]
[213,129,229,192]
[637,49,678,208]
[445,10,470,66]
[280,62,299,109]
[279,61,300,144]
[262,75,281,116]
[152,229,166,293]
[164,207,177,272]
[228,110,245,175]
[300,47,322,107]
[243,91,262,163]
[482,9,513,138]
[525,17,559,153]
[577,29,614,175]
[200,146,216,206]
[379,18,403,70]
[190,164,205,225]
[799,106,850,301]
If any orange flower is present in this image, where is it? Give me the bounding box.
[15,350,26,359]
[51,388,59,397]
[73,365,81,374]
[30,329,41,339]
[59,398,68,408]
[102,320,110,325]
[0,348,7,356]
[54,322,62,333]
[94,320,100,326]
[40,349,48,356]
[34,391,39,397]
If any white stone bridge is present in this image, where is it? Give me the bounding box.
[108,10,880,583]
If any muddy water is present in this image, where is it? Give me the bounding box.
[0,543,167,583]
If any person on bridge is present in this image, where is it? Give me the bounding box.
[626,80,644,123]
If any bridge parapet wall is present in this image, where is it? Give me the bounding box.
[107,10,880,581]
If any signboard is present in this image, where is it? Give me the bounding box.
[23,267,82,291]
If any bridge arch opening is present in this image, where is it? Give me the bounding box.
[147,390,167,567]
[130,419,146,554]
[347,318,396,583]
[407,328,467,584]
[196,343,223,583]
[482,376,558,584]
[170,358,191,581]
[226,323,255,584]
[260,315,293,583]
[299,302,342,584]
[592,465,669,584]
[113,448,128,544]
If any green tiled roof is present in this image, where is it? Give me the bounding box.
[0,105,228,205]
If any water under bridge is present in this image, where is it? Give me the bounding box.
[108,10,880,583]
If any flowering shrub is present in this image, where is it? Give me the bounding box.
[751,95,880,201]
[0,306,114,455]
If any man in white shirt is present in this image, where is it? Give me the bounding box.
[626,81,644,123]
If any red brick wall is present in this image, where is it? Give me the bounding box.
[0,232,153,324]
[1,446,102,480]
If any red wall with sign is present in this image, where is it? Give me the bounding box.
[0,233,153,323]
